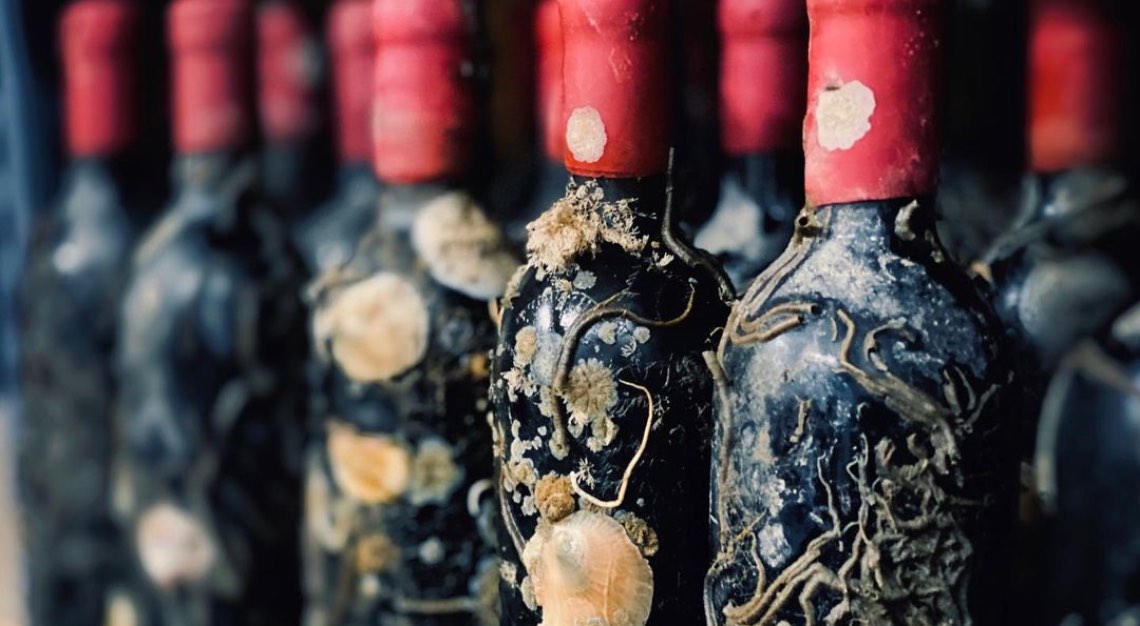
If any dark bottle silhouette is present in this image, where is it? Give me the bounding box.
[301,1,515,624]
[18,3,143,625]
[116,1,307,623]
[706,1,1019,623]
[1036,302,1140,624]
[981,0,1140,387]
[292,0,377,278]
[501,0,565,247]
[256,0,325,225]
[490,1,733,624]
[695,0,806,288]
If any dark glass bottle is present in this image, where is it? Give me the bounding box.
[292,0,376,277]
[501,0,565,247]
[18,3,141,625]
[302,1,514,624]
[116,1,307,624]
[706,1,1019,623]
[256,0,325,224]
[490,1,732,624]
[982,0,1140,383]
[1036,303,1140,624]
[695,0,806,288]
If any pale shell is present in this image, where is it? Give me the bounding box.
[318,272,429,383]
[411,191,519,300]
[326,422,412,504]
[135,502,216,590]
[522,510,653,626]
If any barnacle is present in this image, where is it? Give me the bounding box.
[136,502,216,590]
[562,359,618,449]
[315,272,429,383]
[411,191,519,300]
[326,422,411,504]
[355,533,400,573]
[522,510,653,626]
[409,438,463,506]
[534,473,576,522]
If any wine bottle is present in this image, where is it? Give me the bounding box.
[116,0,308,623]
[482,0,537,235]
[256,0,324,223]
[1035,303,1140,623]
[695,0,806,287]
[982,0,1140,378]
[18,3,140,625]
[292,0,377,276]
[302,0,515,623]
[489,0,732,624]
[501,0,565,247]
[707,1,1019,623]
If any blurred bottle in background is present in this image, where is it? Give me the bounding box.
[257,0,328,227]
[695,0,806,288]
[501,0,564,247]
[17,3,142,625]
[301,0,512,623]
[115,0,307,623]
[292,0,376,277]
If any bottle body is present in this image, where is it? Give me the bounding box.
[18,159,140,626]
[1036,305,1140,624]
[303,184,512,626]
[491,176,729,626]
[708,200,1018,624]
[116,154,308,626]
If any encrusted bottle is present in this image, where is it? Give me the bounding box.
[116,1,307,623]
[706,1,1019,623]
[18,3,142,624]
[490,1,732,624]
[1035,303,1140,624]
[301,1,514,623]
[292,0,377,276]
[981,0,1140,380]
[695,0,806,287]
[256,0,325,224]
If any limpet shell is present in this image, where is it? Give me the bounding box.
[135,502,216,590]
[326,422,411,504]
[317,272,429,383]
[522,510,653,626]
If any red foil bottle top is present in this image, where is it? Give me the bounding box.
[61,0,140,157]
[536,0,564,162]
[719,0,807,156]
[328,0,374,163]
[257,1,320,142]
[803,0,942,207]
[1029,0,1122,173]
[168,0,253,154]
[372,0,475,184]
[560,0,671,178]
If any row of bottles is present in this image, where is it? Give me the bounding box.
[13,0,1140,625]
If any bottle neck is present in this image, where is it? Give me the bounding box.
[723,152,804,209]
[261,138,318,207]
[172,151,251,193]
[377,180,459,233]
[567,173,669,236]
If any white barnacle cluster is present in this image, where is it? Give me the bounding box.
[411,191,520,300]
[525,180,648,273]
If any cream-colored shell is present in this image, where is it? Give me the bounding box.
[411,191,519,300]
[326,422,412,504]
[522,510,653,626]
[135,502,216,590]
[315,272,429,383]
